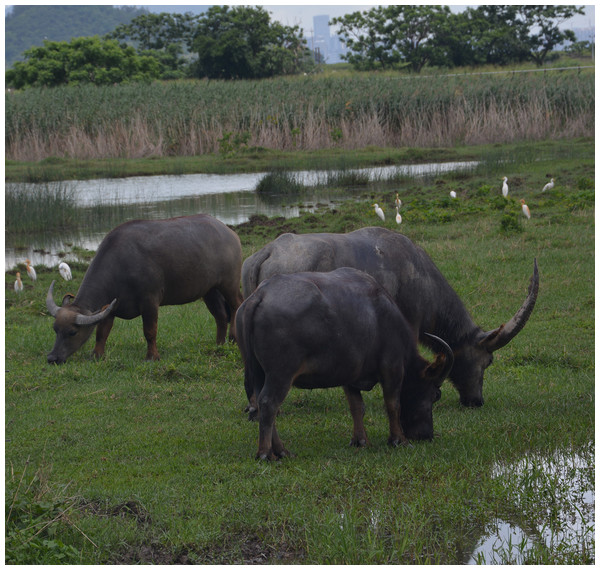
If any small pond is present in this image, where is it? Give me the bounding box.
[6,160,477,271]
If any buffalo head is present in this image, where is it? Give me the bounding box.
[401,333,454,441]
[448,259,539,407]
[46,281,116,364]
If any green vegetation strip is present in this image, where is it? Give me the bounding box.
[5,143,594,563]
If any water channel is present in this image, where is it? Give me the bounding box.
[6,161,477,270]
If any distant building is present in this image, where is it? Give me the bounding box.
[308,14,347,64]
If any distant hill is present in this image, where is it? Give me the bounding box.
[5,5,149,68]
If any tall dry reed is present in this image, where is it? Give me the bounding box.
[5,71,594,161]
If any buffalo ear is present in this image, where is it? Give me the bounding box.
[61,294,75,307]
[421,333,454,386]
[421,353,451,388]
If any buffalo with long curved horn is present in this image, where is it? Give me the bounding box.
[241,227,539,408]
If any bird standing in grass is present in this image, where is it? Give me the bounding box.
[395,207,402,225]
[26,259,36,281]
[14,272,23,293]
[373,203,385,222]
[58,261,72,281]
[542,178,554,192]
[450,190,457,199]
[502,177,509,198]
[520,199,531,219]
[395,193,402,209]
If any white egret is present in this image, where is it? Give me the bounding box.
[373,203,385,222]
[395,193,402,209]
[449,190,457,199]
[14,272,23,293]
[26,259,37,281]
[520,199,531,220]
[542,178,554,192]
[501,177,509,198]
[395,207,402,224]
[58,261,72,281]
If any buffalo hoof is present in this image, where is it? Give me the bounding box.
[388,438,411,448]
[460,397,484,408]
[256,448,292,461]
[349,437,368,447]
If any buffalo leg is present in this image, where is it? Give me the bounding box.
[141,305,160,361]
[92,315,114,359]
[343,386,369,447]
[218,285,243,342]
[256,378,291,460]
[204,289,229,344]
[381,382,408,447]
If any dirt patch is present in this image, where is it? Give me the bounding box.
[110,533,305,565]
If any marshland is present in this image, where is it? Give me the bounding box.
[5,66,595,564]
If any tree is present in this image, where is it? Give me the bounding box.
[462,5,584,67]
[5,36,160,89]
[108,12,199,51]
[333,5,452,73]
[189,5,312,79]
[107,12,200,79]
[517,5,584,66]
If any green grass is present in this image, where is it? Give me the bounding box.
[5,144,594,564]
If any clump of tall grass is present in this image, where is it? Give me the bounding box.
[5,70,594,161]
[5,182,77,233]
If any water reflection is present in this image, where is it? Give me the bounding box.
[11,161,477,207]
[5,190,338,270]
[467,449,594,564]
[6,160,477,271]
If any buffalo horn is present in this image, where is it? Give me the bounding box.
[480,258,539,352]
[424,332,454,383]
[74,299,117,326]
[46,281,60,317]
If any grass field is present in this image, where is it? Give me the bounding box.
[4,141,594,563]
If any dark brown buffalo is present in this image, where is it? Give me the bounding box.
[46,214,243,364]
[241,227,539,407]
[236,268,453,460]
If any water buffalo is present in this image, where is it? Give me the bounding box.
[236,268,454,460]
[46,214,243,364]
[242,227,539,407]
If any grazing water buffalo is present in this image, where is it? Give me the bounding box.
[46,214,243,364]
[236,268,454,460]
[242,227,539,407]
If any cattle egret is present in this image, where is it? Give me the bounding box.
[58,261,72,281]
[14,272,23,293]
[26,259,37,281]
[542,178,554,192]
[373,203,385,222]
[520,199,531,219]
[395,207,402,224]
[501,177,509,198]
[449,190,457,199]
[395,193,402,209]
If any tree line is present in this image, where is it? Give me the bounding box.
[5,5,586,90]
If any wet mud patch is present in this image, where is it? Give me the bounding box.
[110,533,305,565]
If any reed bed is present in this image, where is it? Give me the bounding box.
[5,70,594,161]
